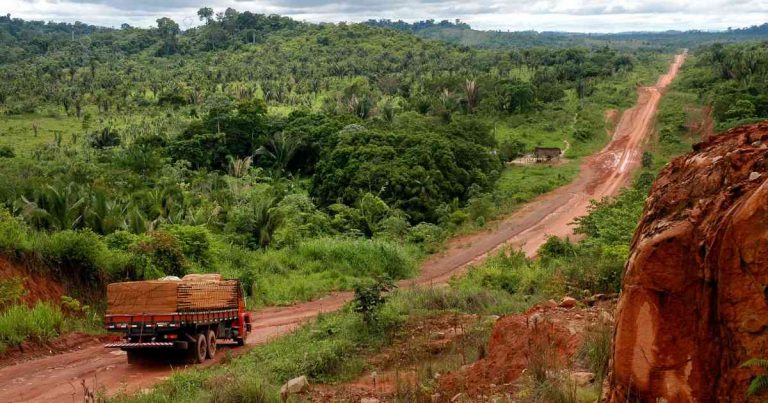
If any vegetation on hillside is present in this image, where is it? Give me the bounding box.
[365,19,768,49]
[679,42,768,131]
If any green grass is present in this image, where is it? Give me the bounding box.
[0,113,82,155]
[495,162,580,207]
[212,237,421,307]
[0,302,65,352]
[650,57,703,168]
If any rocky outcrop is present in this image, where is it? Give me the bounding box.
[608,121,768,401]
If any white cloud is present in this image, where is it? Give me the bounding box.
[3,0,767,32]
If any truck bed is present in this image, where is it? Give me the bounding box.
[105,308,241,330]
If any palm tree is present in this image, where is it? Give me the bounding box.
[227,156,253,178]
[464,79,479,114]
[254,132,300,173]
[19,183,86,230]
[83,191,127,234]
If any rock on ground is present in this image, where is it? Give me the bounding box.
[280,375,309,397]
[559,296,577,308]
[608,121,768,401]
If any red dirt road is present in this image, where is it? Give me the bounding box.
[0,53,685,402]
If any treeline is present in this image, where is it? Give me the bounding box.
[680,41,768,130]
[365,18,768,49]
[0,11,643,121]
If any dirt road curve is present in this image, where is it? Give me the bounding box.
[0,53,685,402]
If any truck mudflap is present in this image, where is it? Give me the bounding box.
[105,341,188,349]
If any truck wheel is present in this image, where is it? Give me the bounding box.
[206,330,217,359]
[236,337,245,346]
[188,333,207,364]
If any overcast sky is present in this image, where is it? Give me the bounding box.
[3,0,768,33]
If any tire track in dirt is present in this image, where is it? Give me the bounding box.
[0,52,685,403]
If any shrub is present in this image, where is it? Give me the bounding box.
[40,229,108,287]
[0,145,15,158]
[89,127,121,149]
[0,277,26,308]
[0,208,32,254]
[573,128,594,142]
[467,194,494,221]
[207,377,279,403]
[164,225,213,267]
[131,230,189,278]
[539,236,577,260]
[641,151,653,168]
[578,321,612,382]
[353,277,394,326]
[103,230,142,251]
[407,223,444,246]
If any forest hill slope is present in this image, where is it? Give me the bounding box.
[608,121,768,401]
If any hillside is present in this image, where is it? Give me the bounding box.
[366,19,768,49]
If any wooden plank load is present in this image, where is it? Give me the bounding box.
[106,276,240,315]
[176,280,240,311]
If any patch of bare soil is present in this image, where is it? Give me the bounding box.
[310,314,490,402]
[0,256,64,305]
[310,299,617,402]
[438,301,613,400]
[0,332,117,369]
[604,109,622,136]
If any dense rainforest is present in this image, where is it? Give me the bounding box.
[0,9,651,283]
[0,10,766,385]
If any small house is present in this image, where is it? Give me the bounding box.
[534,147,562,162]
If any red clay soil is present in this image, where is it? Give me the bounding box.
[608,120,768,402]
[0,53,686,402]
[0,332,118,369]
[438,305,593,398]
[0,256,64,306]
[310,314,480,402]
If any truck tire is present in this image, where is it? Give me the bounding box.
[236,337,245,346]
[206,330,217,359]
[188,333,207,364]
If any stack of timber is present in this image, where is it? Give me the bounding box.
[107,276,240,314]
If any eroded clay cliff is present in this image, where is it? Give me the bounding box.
[608,121,768,401]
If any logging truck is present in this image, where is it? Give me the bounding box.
[104,274,252,364]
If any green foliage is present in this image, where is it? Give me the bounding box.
[0,302,64,352]
[240,237,418,306]
[0,208,32,254]
[89,127,121,149]
[641,151,653,168]
[40,229,110,286]
[539,236,577,260]
[131,230,189,278]
[688,42,768,131]
[312,119,502,223]
[573,185,649,250]
[164,225,212,268]
[0,277,26,308]
[741,358,768,397]
[0,144,15,158]
[353,277,394,326]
